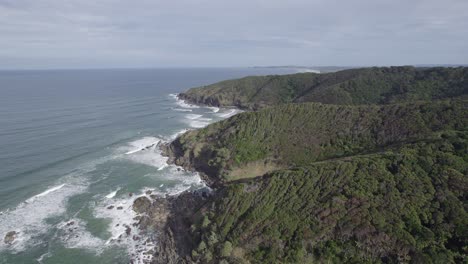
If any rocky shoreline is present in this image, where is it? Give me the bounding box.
[136,98,223,263]
[160,141,219,188]
[133,188,212,264]
[178,92,252,111]
[135,94,241,263]
[177,92,221,109]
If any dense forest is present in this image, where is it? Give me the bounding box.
[166,100,467,184]
[179,66,468,109]
[190,134,467,263]
[163,67,468,263]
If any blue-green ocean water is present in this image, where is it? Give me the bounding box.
[0,68,297,264]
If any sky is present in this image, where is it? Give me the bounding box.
[0,0,467,69]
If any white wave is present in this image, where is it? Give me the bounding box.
[189,120,210,128]
[95,194,156,264]
[169,93,199,109]
[155,166,205,194]
[165,173,205,196]
[0,152,115,253]
[185,114,203,120]
[37,252,51,263]
[158,164,168,171]
[105,188,120,199]
[217,109,241,118]
[127,137,160,149]
[169,129,190,140]
[175,99,199,109]
[25,184,65,203]
[56,218,104,252]
[124,138,160,155]
[125,149,142,155]
[0,180,87,253]
[182,113,213,128]
[172,108,192,112]
[208,107,220,113]
[122,137,168,168]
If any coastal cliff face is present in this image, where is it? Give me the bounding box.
[131,192,209,264]
[179,66,468,110]
[150,67,468,263]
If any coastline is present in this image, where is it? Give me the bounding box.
[131,190,210,264]
[134,94,240,263]
[177,92,251,111]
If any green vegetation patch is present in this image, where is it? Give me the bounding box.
[190,132,468,263]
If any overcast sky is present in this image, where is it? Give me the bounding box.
[0,0,467,69]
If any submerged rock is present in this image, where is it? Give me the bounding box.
[132,196,152,214]
[4,231,17,245]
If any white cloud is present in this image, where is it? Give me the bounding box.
[0,0,466,68]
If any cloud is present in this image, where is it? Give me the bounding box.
[0,0,467,68]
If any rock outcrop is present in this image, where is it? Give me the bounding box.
[4,231,17,245]
[132,192,209,263]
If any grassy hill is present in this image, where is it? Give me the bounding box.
[179,67,468,109]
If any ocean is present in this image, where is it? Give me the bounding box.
[0,68,297,263]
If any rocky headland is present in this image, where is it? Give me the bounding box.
[135,67,467,263]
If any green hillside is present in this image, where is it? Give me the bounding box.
[161,67,468,263]
[190,133,468,263]
[165,99,467,184]
[179,67,468,109]
[164,99,468,263]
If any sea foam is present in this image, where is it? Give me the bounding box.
[122,137,168,169]
[208,107,220,113]
[95,193,156,264]
[172,108,192,112]
[185,114,203,120]
[169,129,190,140]
[0,180,87,253]
[105,188,120,199]
[217,109,240,118]
[175,99,199,109]
[56,218,104,252]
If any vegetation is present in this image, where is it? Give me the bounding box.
[168,99,467,183]
[179,66,468,109]
[164,67,468,263]
[190,132,468,263]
